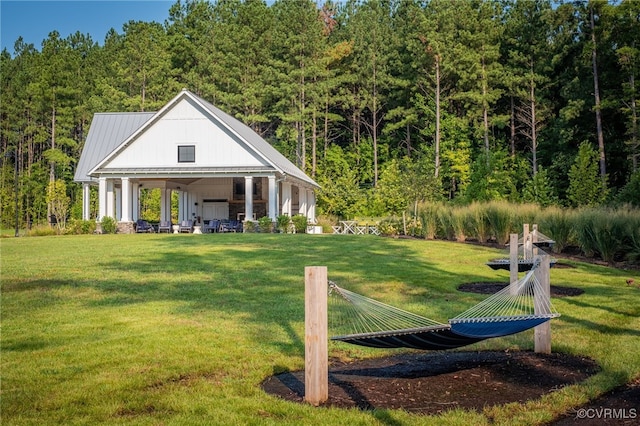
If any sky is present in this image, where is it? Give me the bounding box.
[1,0,174,53]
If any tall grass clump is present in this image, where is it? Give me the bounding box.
[511,203,541,234]
[467,202,491,243]
[417,201,441,240]
[573,208,630,263]
[626,209,640,262]
[538,206,575,253]
[449,206,470,242]
[436,205,455,240]
[485,201,514,244]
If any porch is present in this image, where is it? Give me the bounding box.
[84,175,316,233]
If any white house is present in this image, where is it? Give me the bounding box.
[74,89,319,232]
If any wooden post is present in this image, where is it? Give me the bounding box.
[532,224,539,257]
[534,255,552,354]
[523,223,530,259]
[509,233,519,294]
[305,266,328,406]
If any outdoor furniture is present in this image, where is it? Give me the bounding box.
[332,225,342,234]
[204,219,220,233]
[157,220,172,233]
[135,219,155,233]
[179,220,193,233]
[340,220,356,234]
[221,220,241,233]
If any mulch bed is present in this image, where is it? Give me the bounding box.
[262,350,599,415]
[457,281,585,297]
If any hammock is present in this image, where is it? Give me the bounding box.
[486,241,556,271]
[329,260,559,350]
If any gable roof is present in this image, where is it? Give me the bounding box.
[75,90,319,188]
[74,112,154,183]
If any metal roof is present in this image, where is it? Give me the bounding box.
[74,112,155,182]
[75,90,319,188]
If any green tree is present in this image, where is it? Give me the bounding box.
[464,148,518,202]
[567,142,609,207]
[316,145,364,218]
[522,167,558,207]
[46,179,70,232]
[449,0,506,156]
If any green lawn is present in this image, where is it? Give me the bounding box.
[1,234,639,425]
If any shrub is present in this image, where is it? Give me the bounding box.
[378,217,400,236]
[100,216,117,234]
[257,216,273,233]
[26,225,57,237]
[65,219,97,235]
[243,220,256,233]
[291,215,308,233]
[276,215,291,233]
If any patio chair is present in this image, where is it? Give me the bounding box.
[136,219,155,233]
[204,219,220,233]
[179,220,193,233]
[158,220,172,233]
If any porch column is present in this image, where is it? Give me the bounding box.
[282,182,292,216]
[268,176,277,220]
[132,183,140,221]
[82,183,91,220]
[178,191,185,221]
[115,186,122,221]
[160,188,171,221]
[121,178,131,222]
[106,179,115,219]
[245,176,253,221]
[299,187,308,218]
[307,189,316,223]
[98,177,107,220]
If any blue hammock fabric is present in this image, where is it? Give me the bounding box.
[449,316,556,339]
[331,325,485,350]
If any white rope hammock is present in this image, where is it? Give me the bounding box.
[329,257,559,348]
[328,281,446,338]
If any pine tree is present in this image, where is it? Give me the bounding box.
[567,142,609,207]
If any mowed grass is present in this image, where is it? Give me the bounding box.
[1,234,639,425]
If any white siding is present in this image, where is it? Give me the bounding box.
[103,98,267,169]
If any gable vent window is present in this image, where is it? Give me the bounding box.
[178,145,195,163]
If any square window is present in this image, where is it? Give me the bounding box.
[178,145,195,163]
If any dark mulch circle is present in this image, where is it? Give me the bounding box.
[262,351,599,416]
[457,282,584,297]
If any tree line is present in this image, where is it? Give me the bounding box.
[1,0,639,230]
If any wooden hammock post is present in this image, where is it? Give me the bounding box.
[532,224,539,257]
[534,255,552,354]
[509,233,519,294]
[304,266,328,406]
[523,223,531,259]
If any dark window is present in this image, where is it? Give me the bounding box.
[178,145,195,163]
